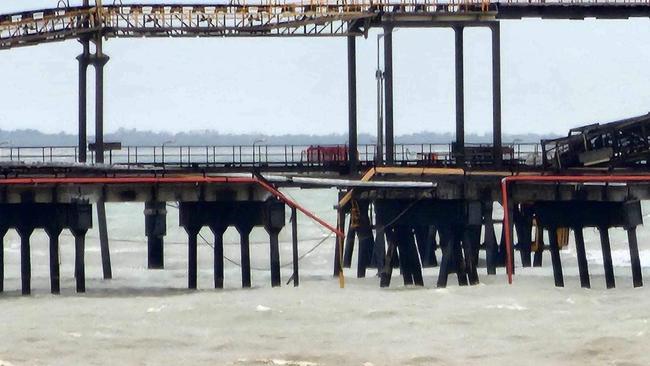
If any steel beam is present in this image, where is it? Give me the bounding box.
[187,227,198,289]
[627,227,643,288]
[73,229,87,293]
[92,36,109,164]
[291,207,299,287]
[18,228,33,296]
[383,26,395,164]
[454,25,465,167]
[210,225,226,289]
[145,201,166,269]
[598,226,616,289]
[0,228,5,293]
[77,38,90,163]
[573,226,591,288]
[347,36,358,172]
[548,226,564,287]
[239,226,252,288]
[46,226,63,294]
[491,23,502,167]
[97,201,112,279]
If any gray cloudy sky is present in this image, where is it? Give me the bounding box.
[1,1,649,136]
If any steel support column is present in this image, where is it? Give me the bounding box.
[92,36,109,164]
[18,228,33,296]
[97,201,112,279]
[291,207,299,287]
[72,229,87,293]
[491,23,503,167]
[383,26,395,164]
[77,38,90,163]
[454,25,465,167]
[0,228,6,293]
[145,201,166,269]
[347,36,358,172]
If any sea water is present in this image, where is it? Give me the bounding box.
[0,188,649,365]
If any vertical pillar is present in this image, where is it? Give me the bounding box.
[436,225,454,288]
[491,22,502,167]
[453,25,465,167]
[347,36,358,172]
[503,204,515,275]
[598,226,615,289]
[533,225,544,267]
[453,227,468,286]
[482,202,497,275]
[70,203,92,293]
[334,207,344,277]
[92,36,109,164]
[548,226,564,287]
[209,225,226,289]
[45,226,63,294]
[356,202,375,278]
[372,225,386,272]
[343,216,355,268]
[514,209,532,267]
[97,201,112,279]
[405,227,424,286]
[383,26,395,164]
[187,227,198,289]
[263,200,285,288]
[395,227,414,285]
[72,229,88,293]
[463,226,480,285]
[0,227,5,293]
[291,207,299,287]
[380,227,397,287]
[18,227,34,295]
[428,226,439,267]
[268,230,281,287]
[413,227,426,265]
[77,38,90,163]
[626,227,643,288]
[237,225,253,288]
[573,227,591,288]
[145,201,166,269]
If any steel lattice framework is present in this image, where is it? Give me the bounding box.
[3,0,648,50]
[0,2,485,49]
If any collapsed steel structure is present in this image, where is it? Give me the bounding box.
[542,113,650,170]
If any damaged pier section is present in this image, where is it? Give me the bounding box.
[0,177,300,294]
[507,180,648,289]
[336,170,650,289]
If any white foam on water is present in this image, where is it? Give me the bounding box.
[146,305,166,313]
[2,191,650,365]
[586,249,650,267]
[256,305,272,312]
[484,303,527,311]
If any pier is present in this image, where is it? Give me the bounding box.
[2,1,650,294]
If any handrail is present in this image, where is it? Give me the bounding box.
[0,143,543,167]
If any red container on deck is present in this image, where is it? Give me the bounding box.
[305,145,349,163]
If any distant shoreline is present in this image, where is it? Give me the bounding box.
[0,128,560,146]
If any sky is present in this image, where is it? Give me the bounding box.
[1,1,649,137]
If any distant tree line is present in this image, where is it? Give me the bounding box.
[0,127,560,146]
